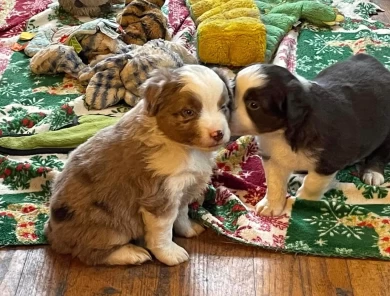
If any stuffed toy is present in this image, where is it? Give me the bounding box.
[30,44,87,78]
[117,0,170,45]
[255,0,345,61]
[58,0,125,17]
[24,19,124,58]
[78,39,198,109]
[78,32,128,63]
[28,29,130,77]
[186,0,344,66]
[186,0,267,67]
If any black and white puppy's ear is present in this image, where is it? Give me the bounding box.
[284,78,312,150]
[140,68,181,116]
[285,78,311,129]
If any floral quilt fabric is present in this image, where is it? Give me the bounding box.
[1,0,390,261]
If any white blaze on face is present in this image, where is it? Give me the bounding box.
[179,65,231,147]
[230,64,268,136]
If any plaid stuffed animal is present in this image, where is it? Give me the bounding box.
[30,44,87,78]
[59,0,124,17]
[79,32,128,63]
[78,39,198,109]
[117,0,170,45]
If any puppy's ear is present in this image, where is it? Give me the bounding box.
[285,79,310,126]
[212,67,234,100]
[284,79,311,150]
[140,68,180,116]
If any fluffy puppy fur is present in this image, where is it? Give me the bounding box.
[45,65,232,266]
[230,54,390,216]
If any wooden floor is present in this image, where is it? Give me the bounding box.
[2,2,390,296]
[2,230,390,296]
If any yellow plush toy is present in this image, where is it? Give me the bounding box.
[187,0,267,66]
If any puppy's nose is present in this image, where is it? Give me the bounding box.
[210,130,224,141]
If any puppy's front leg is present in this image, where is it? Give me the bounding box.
[296,171,335,200]
[174,204,205,238]
[141,207,189,266]
[256,160,292,216]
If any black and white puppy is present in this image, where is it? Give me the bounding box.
[230,54,390,216]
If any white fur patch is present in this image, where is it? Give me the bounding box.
[294,73,312,91]
[254,131,317,216]
[230,64,268,136]
[296,172,335,201]
[257,131,315,171]
[146,135,215,179]
[174,205,205,238]
[104,244,152,265]
[362,171,385,186]
[179,65,224,101]
[141,208,189,266]
[135,110,216,178]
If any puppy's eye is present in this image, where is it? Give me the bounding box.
[181,109,195,117]
[247,101,260,111]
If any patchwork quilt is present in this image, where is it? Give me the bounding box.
[1,0,390,261]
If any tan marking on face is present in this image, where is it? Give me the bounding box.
[155,88,203,145]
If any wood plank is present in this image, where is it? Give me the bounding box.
[63,230,256,296]
[14,246,71,296]
[298,257,353,296]
[251,250,303,296]
[184,232,255,296]
[0,247,29,296]
[376,261,390,294]
[347,260,385,296]
[64,260,128,296]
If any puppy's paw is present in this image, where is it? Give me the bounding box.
[104,244,152,265]
[255,197,285,217]
[174,219,205,238]
[150,242,189,266]
[362,171,384,186]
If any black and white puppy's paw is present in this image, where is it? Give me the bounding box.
[362,170,385,186]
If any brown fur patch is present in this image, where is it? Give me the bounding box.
[92,201,113,215]
[141,68,182,116]
[156,91,203,145]
[142,69,206,145]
